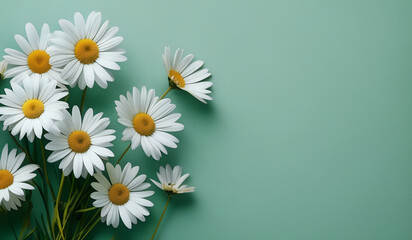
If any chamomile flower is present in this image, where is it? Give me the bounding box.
[115,86,184,160]
[0,144,39,211]
[162,47,212,103]
[91,162,154,229]
[3,23,67,87]
[151,164,195,195]
[0,60,8,80]
[0,74,68,142]
[49,11,127,89]
[45,106,116,178]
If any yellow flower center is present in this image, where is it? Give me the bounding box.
[109,183,130,205]
[163,183,178,194]
[68,131,91,153]
[22,99,45,119]
[169,70,185,88]
[0,170,14,189]
[74,39,99,64]
[133,113,156,136]
[27,50,52,74]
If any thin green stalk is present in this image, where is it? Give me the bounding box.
[54,174,66,240]
[39,139,56,201]
[32,180,53,239]
[150,196,171,240]
[76,206,97,213]
[160,86,172,100]
[23,137,34,163]
[116,143,131,164]
[80,87,87,113]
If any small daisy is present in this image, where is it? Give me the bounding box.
[91,162,154,229]
[49,11,127,89]
[115,86,184,160]
[151,164,195,195]
[0,144,39,211]
[162,46,212,103]
[3,23,67,87]
[0,74,68,142]
[0,60,8,80]
[45,106,116,178]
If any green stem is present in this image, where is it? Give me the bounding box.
[160,86,172,100]
[116,143,131,164]
[80,87,87,113]
[75,206,97,213]
[54,174,66,240]
[150,196,171,240]
[39,139,56,201]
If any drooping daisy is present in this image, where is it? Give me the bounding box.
[0,74,68,142]
[162,47,212,103]
[115,86,184,160]
[0,144,39,211]
[0,60,8,80]
[151,164,195,195]
[49,11,127,89]
[45,106,116,178]
[91,162,154,229]
[3,23,67,87]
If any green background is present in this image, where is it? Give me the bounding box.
[0,0,411,239]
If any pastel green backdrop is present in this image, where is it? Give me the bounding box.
[0,0,411,239]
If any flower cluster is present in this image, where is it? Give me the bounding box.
[0,11,209,237]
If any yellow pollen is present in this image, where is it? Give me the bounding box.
[163,183,178,193]
[133,113,156,136]
[68,131,91,153]
[22,99,44,119]
[27,50,52,74]
[109,183,130,205]
[74,39,99,64]
[168,70,185,88]
[0,170,14,189]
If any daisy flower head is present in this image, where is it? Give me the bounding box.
[0,74,69,142]
[151,164,195,195]
[45,106,116,178]
[91,162,154,229]
[3,23,67,87]
[163,46,212,103]
[49,11,127,89]
[0,60,8,80]
[0,144,39,211]
[115,86,184,160]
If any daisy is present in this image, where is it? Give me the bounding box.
[91,162,154,229]
[162,46,212,103]
[0,74,68,142]
[115,86,184,160]
[3,23,67,87]
[0,60,8,80]
[151,164,195,195]
[0,144,39,211]
[45,106,116,178]
[49,11,127,89]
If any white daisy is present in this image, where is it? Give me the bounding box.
[91,162,154,229]
[115,86,184,160]
[162,46,212,103]
[3,23,67,87]
[0,74,68,142]
[0,60,8,80]
[151,164,195,195]
[45,106,116,178]
[49,11,127,89]
[0,144,39,211]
